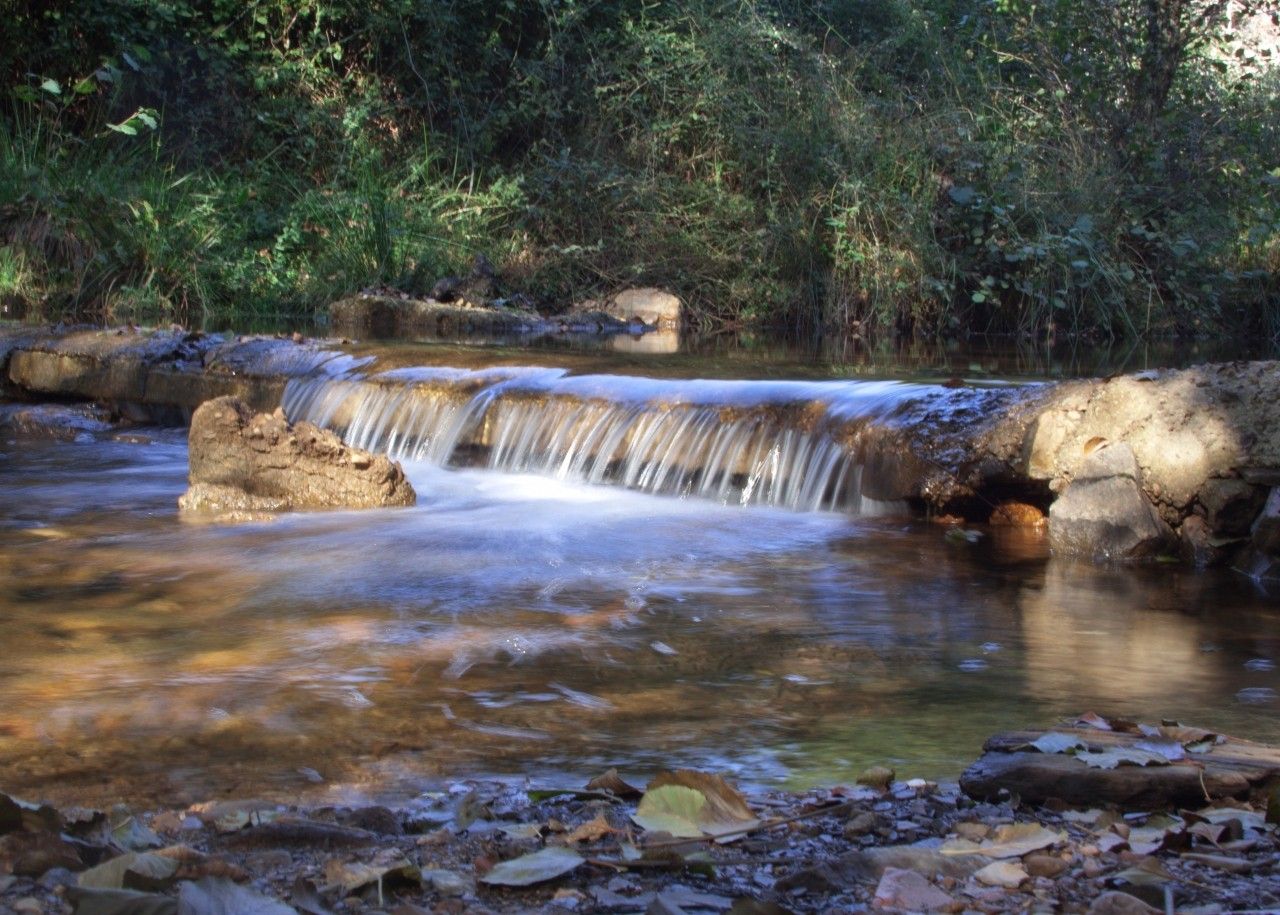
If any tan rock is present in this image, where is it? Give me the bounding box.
[605,287,683,327]
[1024,853,1068,878]
[179,397,415,515]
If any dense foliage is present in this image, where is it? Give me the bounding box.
[1,0,1277,336]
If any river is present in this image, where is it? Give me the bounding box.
[0,333,1277,808]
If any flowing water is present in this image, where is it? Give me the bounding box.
[1,340,1278,809]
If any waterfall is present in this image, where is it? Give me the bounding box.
[283,366,925,513]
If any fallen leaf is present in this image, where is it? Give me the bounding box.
[1075,712,1112,731]
[632,786,707,838]
[1132,740,1184,761]
[586,769,642,799]
[78,853,180,891]
[1076,748,1170,769]
[644,771,759,838]
[479,846,584,886]
[1111,856,1173,887]
[941,823,1064,858]
[322,857,418,895]
[563,813,617,844]
[1188,807,1269,833]
[1027,733,1086,755]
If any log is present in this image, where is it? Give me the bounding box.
[961,724,1280,810]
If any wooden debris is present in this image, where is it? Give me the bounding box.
[961,725,1280,809]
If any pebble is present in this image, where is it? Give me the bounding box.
[873,867,954,911]
[1025,853,1069,878]
[843,811,879,837]
[954,822,990,841]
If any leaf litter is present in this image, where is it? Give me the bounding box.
[2,742,1279,915]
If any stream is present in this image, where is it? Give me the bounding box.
[1,336,1278,809]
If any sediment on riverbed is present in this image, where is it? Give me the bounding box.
[1,322,1278,571]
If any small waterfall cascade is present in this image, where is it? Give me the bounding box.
[283,366,927,513]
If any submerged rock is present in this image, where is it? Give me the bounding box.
[179,396,415,515]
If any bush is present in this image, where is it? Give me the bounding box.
[0,0,1274,338]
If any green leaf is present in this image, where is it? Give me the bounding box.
[480,847,584,886]
[74,77,97,95]
[40,78,62,96]
[108,122,139,136]
[632,785,707,837]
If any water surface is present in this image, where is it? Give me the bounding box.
[1,428,1276,808]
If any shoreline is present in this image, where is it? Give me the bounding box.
[3,741,1279,914]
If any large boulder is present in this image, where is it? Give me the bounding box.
[1048,442,1176,560]
[179,396,415,515]
[602,288,683,327]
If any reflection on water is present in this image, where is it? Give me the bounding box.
[0,433,1277,808]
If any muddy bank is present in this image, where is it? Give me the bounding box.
[1,323,1277,568]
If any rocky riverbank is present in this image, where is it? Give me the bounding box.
[1,322,1278,572]
[3,721,1278,915]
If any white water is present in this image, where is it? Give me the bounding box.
[283,368,929,513]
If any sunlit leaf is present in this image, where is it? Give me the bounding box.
[40,78,61,96]
[942,823,1065,858]
[648,771,757,836]
[632,785,707,838]
[479,846,584,886]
